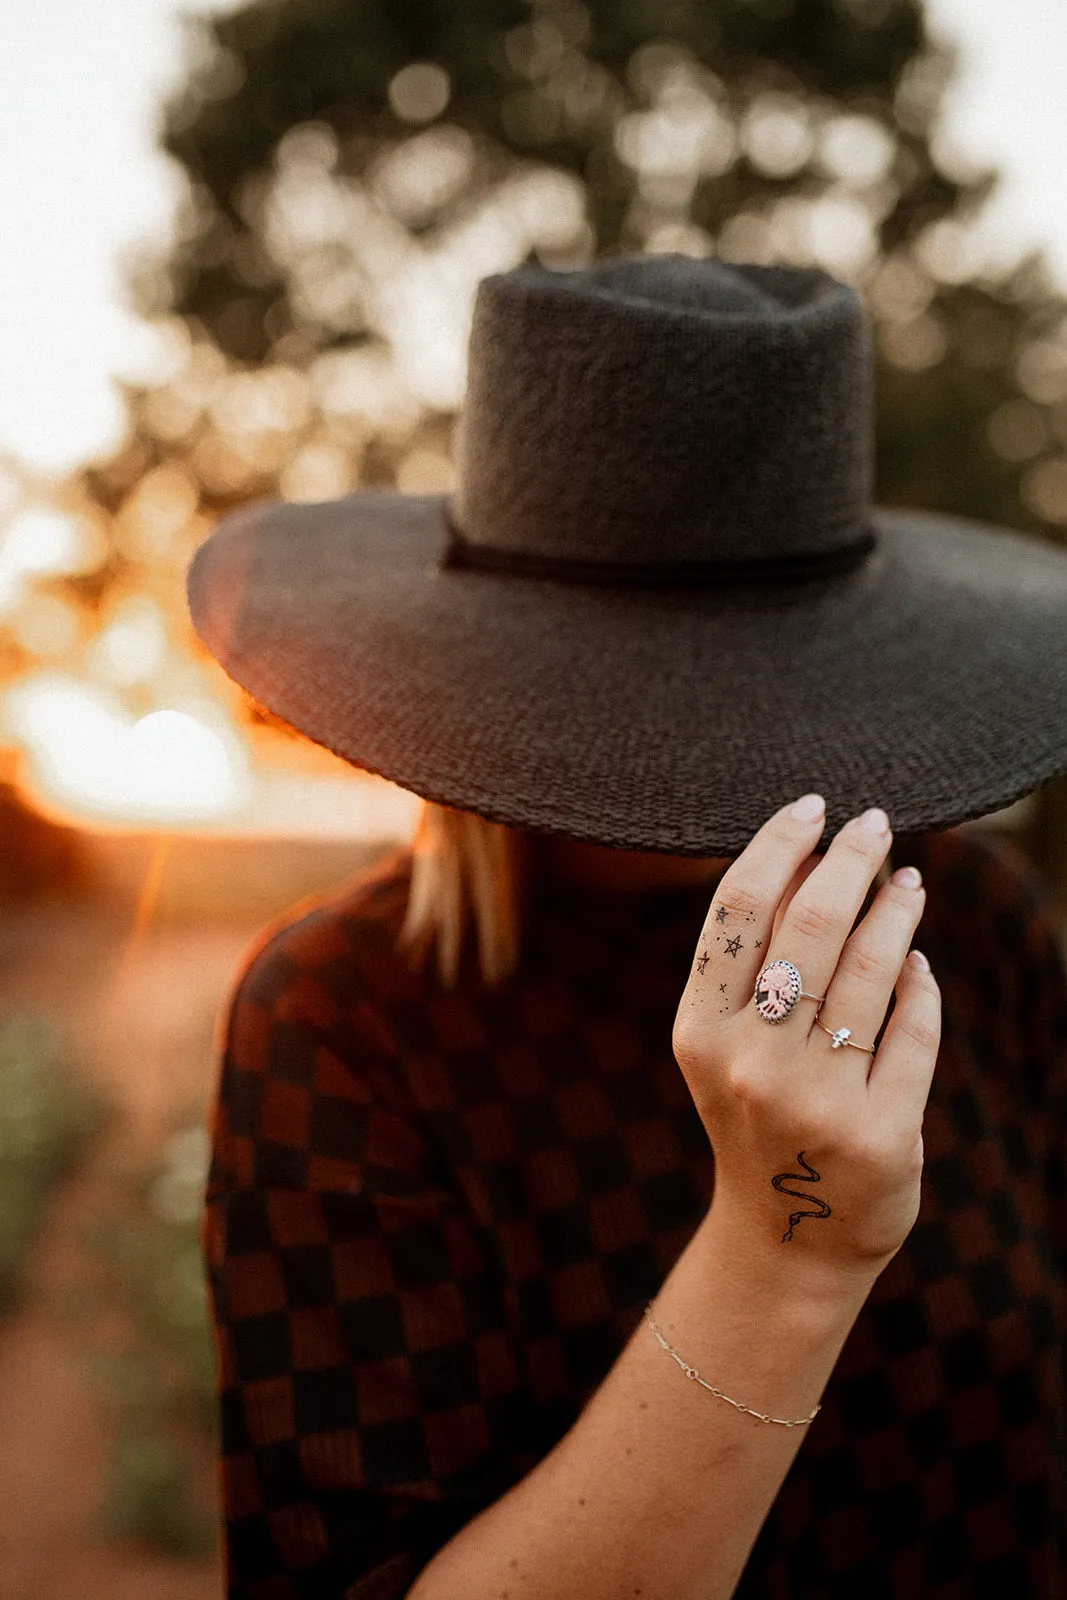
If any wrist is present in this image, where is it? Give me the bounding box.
[643,1208,870,1438]
[688,1203,880,1328]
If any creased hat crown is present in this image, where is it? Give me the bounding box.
[451,255,873,571]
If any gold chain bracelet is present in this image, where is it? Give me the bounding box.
[643,1302,821,1429]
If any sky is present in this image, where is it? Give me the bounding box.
[1,0,1065,476]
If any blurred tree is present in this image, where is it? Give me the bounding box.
[61,0,1067,885]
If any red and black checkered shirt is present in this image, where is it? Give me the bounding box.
[203,825,1067,1598]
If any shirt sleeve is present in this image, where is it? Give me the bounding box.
[202,904,528,1600]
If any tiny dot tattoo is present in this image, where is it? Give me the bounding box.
[696,949,709,975]
[724,934,744,958]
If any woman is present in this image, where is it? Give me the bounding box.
[189,257,1067,1597]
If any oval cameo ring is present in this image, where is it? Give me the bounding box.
[753,960,825,1023]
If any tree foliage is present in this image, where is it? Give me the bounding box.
[157,0,962,363]
[89,0,1067,531]
[60,0,1067,879]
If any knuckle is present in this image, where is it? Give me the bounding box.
[899,1134,925,1177]
[898,1014,941,1054]
[789,898,841,942]
[841,942,895,986]
[724,1055,771,1106]
[764,816,808,849]
[892,1135,925,1179]
[672,1010,702,1068]
[846,1133,899,1176]
[716,882,763,922]
[835,829,882,863]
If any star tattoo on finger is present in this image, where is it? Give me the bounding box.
[714,904,728,924]
[696,950,709,975]
[724,935,743,958]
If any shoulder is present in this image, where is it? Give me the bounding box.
[211,847,434,1190]
[219,844,424,1101]
[228,844,416,1020]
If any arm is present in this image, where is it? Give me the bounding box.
[412,796,941,1599]
[410,1213,865,1600]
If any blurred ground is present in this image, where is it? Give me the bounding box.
[0,832,391,1600]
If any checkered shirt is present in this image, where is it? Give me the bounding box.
[203,826,1066,1598]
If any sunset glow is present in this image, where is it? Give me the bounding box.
[0,0,1064,845]
[3,675,249,825]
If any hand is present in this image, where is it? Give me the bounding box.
[672,795,940,1294]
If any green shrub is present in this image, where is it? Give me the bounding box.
[0,1017,104,1312]
[98,1427,215,1555]
[83,1116,219,1554]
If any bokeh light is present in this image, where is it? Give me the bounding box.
[0,0,1063,847]
[4,674,249,824]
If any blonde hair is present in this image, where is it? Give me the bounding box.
[398,802,898,991]
[398,800,528,989]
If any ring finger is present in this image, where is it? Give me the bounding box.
[811,863,926,1068]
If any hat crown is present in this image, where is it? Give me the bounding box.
[452,256,873,571]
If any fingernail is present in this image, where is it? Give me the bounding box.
[908,949,930,972]
[892,865,922,889]
[790,793,826,822]
[859,807,890,835]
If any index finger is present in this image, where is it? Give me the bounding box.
[688,795,827,1017]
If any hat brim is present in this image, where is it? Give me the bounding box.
[187,493,1067,855]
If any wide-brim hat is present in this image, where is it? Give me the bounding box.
[187,256,1067,856]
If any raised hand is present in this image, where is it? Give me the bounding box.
[672,794,940,1294]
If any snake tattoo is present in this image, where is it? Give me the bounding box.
[771,1151,832,1242]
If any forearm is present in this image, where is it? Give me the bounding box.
[408,1215,870,1600]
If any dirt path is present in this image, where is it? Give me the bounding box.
[0,895,267,1600]
[0,1161,221,1600]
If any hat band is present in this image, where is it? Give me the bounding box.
[442,514,877,588]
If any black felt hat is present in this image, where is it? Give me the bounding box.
[186,255,1067,855]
